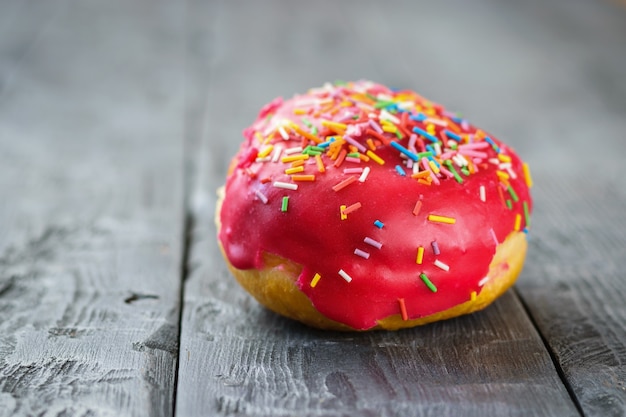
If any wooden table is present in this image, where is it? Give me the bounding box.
[1,1,625,416]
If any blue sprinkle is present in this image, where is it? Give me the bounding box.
[390,141,419,161]
[395,165,406,176]
[409,113,427,122]
[412,127,439,143]
[484,136,500,153]
[443,130,461,141]
[427,155,440,168]
[318,137,336,148]
[374,220,384,229]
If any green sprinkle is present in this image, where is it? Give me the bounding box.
[301,118,313,128]
[417,151,433,159]
[394,129,402,139]
[523,201,531,228]
[506,199,513,210]
[352,114,360,120]
[374,100,395,109]
[311,126,318,135]
[347,152,360,158]
[507,185,519,203]
[420,273,438,293]
[281,196,289,212]
[366,93,377,101]
[461,167,470,176]
[310,146,324,152]
[450,143,458,150]
[444,160,463,184]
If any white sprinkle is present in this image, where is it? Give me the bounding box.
[278,126,290,140]
[480,185,486,202]
[379,109,400,124]
[489,228,498,245]
[255,156,271,163]
[433,142,442,155]
[505,165,518,180]
[412,163,420,175]
[479,276,490,287]
[454,154,469,167]
[354,249,370,259]
[271,146,283,163]
[254,190,268,204]
[434,259,450,271]
[363,237,383,249]
[338,269,353,283]
[273,181,298,190]
[488,158,500,165]
[284,146,303,155]
[358,166,371,182]
[425,118,448,127]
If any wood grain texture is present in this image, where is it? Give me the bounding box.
[176,1,582,415]
[0,1,185,416]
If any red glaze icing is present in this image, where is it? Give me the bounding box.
[219,81,532,330]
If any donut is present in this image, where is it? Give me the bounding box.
[217,80,532,331]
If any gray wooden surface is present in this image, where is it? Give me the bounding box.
[1,0,625,416]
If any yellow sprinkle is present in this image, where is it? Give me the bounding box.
[310,273,322,288]
[523,163,533,188]
[428,214,456,224]
[496,170,510,180]
[315,154,325,172]
[366,150,385,165]
[321,120,348,130]
[293,108,307,115]
[285,166,304,175]
[340,205,347,220]
[254,131,264,142]
[498,154,512,163]
[339,100,352,107]
[416,246,424,264]
[471,291,477,301]
[281,154,309,163]
[426,124,435,133]
[291,174,316,181]
[428,160,440,174]
[257,145,274,158]
[382,124,398,133]
[514,213,522,231]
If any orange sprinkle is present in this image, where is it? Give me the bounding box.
[398,298,408,321]
[291,174,316,182]
[412,200,423,216]
[292,124,322,144]
[342,202,362,215]
[332,176,357,192]
[417,178,432,186]
[290,159,306,168]
[260,177,272,184]
[358,153,370,162]
[315,154,326,172]
[334,149,348,167]
[412,171,431,180]
[366,138,376,151]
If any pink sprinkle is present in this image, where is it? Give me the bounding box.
[459,149,489,159]
[254,190,268,204]
[354,248,370,259]
[489,228,498,245]
[420,157,440,185]
[368,119,383,134]
[458,142,490,150]
[363,237,382,249]
[345,156,361,164]
[344,135,367,153]
[343,167,364,174]
[438,165,454,179]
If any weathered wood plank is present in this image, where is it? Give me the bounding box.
[0,1,185,416]
[176,1,579,415]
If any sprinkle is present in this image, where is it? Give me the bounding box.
[343,167,363,174]
[310,273,322,288]
[284,146,303,155]
[340,205,347,220]
[315,154,325,172]
[479,276,490,287]
[507,185,519,203]
[480,185,486,202]
[444,160,463,184]
[344,135,367,153]
[416,246,424,264]
[431,240,440,255]
[390,141,419,161]
[285,166,304,175]
[395,165,406,176]
[281,154,309,163]
[366,150,385,165]
[419,273,437,292]
[523,162,533,187]
[434,259,450,271]
[332,176,357,192]
[292,124,322,144]
[291,174,316,181]
[271,146,283,163]
[354,248,370,259]
[278,125,290,140]
[281,196,289,212]
[506,199,513,210]
[523,201,531,228]
[342,202,362,215]
[412,200,423,216]
[334,149,348,167]
[514,213,522,231]
[258,145,274,158]
[374,220,384,229]
[412,127,439,143]
[338,269,353,283]
[444,129,461,141]
[358,166,371,182]
[368,119,384,134]
[471,291,477,301]
[254,190,268,204]
[484,136,500,152]
[489,228,498,245]
[273,181,298,190]
[398,298,408,321]
[364,237,383,249]
[428,214,456,224]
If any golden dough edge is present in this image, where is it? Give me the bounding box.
[216,187,528,331]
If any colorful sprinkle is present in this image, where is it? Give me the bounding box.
[340,205,347,220]
[390,141,419,161]
[416,246,424,264]
[374,220,384,229]
[281,196,289,212]
[364,237,383,249]
[332,176,357,192]
[523,201,531,228]
[523,162,533,187]
[480,185,486,202]
[358,166,371,182]
[489,228,498,246]
[338,269,353,283]
[398,298,408,321]
[254,190,268,204]
[431,240,440,255]
[427,214,456,224]
[395,165,406,176]
[354,248,370,259]
[412,200,423,216]
[366,150,385,165]
[291,175,316,181]
[514,213,522,231]
[342,202,362,215]
[419,273,438,292]
[273,181,298,190]
[310,273,322,288]
[471,291,477,301]
[434,259,450,271]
